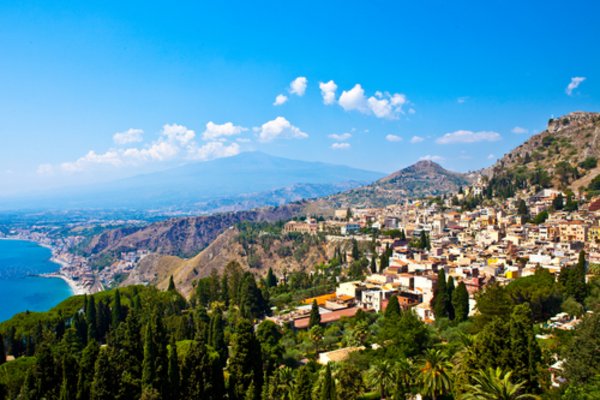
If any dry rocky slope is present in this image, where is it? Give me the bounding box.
[123,226,332,298]
[485,111,600,189]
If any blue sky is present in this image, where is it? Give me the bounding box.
[0,0,598,193]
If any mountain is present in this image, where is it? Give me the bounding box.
[0,152,384,212]
[321,160,473,208]
[485,111,600,193]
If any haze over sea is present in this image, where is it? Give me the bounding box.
[0,239,72,322]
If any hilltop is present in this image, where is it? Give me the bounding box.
[323,159,472,208]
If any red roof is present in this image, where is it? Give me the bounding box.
[294,307,361,329]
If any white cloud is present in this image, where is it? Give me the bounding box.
[436,130,501,144]
[41,122,243,174]
[328,133,352,141]
[273,94,288,106]
[511,126,528,134]
[566,76,586,95]
[410,136,424,143]
[161,123,195,144]
[419,155,445,162]
[319,80,337,105]
[338,84,369,113]
[255,116,308,142]
[487,153,496,160]
[457,96,469,104]
[202,121,247,140]
[190,141,240,161]
[289,76,307,96]
[113,128,144,145]
[385,134,403,142]
[338,84,409,119]
[331,142,350,150]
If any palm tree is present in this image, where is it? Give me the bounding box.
[419,349,453,400]
[461,367,540,400]
[366,360,395,399]
[392,358,415,400]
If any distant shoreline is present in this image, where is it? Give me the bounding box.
[1,236,92,295]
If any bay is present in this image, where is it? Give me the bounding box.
[0,239,73,322]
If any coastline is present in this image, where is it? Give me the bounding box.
[1,236,93,295]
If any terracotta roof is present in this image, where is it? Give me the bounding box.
[294,307,362,329]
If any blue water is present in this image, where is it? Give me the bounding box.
[0,239,73,322]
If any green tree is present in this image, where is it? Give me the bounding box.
[563,312,600,385]
[90,348,118,400]
[256,320,283,374]
[111,289,124,328]
[385,295,401,319]
[552,193,564,210]
[228,319,263,399]
[462,367,540,400]
[141,310,168,397]
[293,366,313,400]
[309,300,321,328]
[320,363,336,400]
[266,267,277,288]
[508,303,540,391]
[418,349,452,400]
[167,275,176,291]
[452,281,470,322]
[77,340,100,400]
[366,360,395,399]
[167,341,179,400]
[517,199,529,217]
[0,333,5,365]
[432,269,450,319]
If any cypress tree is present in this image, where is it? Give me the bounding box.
[77,340,100,400]
[452,282,470,322]
[167,340,180,400]
[209,310,227,367]
[0,333,5,365]
[90,348,118,400]
[320,363,336,400]
[309,300,321,328]
[229,319,263,400]
[141,310,168,397]
[293,366,313,400]
[432,269,449,319]
[167,275,176,292]
[509,303,541,391]
[266,267,277,288]
[86,295,98,342]
[446,276,456,320]
[111,289,123,328]
[370,256,377,273]
[384,295,401,319]
[351,239,360,260]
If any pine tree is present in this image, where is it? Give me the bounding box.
[209,310,228,367]
[167,275,176,291]
[86,295,98,342]
[320,363,336,400]
[309,300,321,328]
[452,282,470,322]
[293,366,313,400]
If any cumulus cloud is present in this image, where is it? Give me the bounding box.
[328,133,352,141]
[419,155,445,162]
[255,116,308,142]
[436,130,501,144]
[331,142,350,150]
[190,141,240,161]
[385,134,403,142]
[289,76,308,96]
[511,126,528,134]
[487,153,496,160]
[338,84,409,119]
[410,136,425,143]
[566,76,586,95]
[202,121,247,140]
[113,128,144,145]
[273,94,288,106]
[319,80,338,105]
[40,122,242,174]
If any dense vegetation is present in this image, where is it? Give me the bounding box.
[1,246,600,399]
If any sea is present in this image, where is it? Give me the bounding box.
[0,239,73,322]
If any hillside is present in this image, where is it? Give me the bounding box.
[82,203,306,266]
[485,111,600,194]
[123,225,333,298]
[324,160,472,208]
